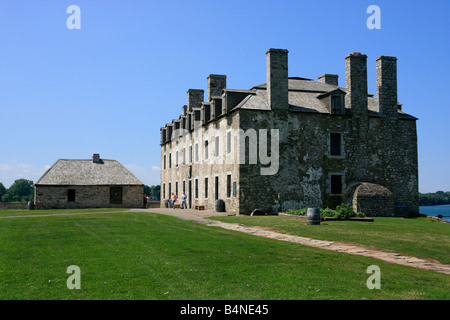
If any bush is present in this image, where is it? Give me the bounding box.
[284,204,365,218]
[320,207,335,218]
[284,208,307,216]
[334,203,356,218]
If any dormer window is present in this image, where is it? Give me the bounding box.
[330,91,345,115]
[331,94,344,115]
[317,89,346,115]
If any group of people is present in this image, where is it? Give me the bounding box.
[142,192,188,209]
[169,192,187,209]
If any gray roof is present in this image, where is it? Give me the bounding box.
[238,78,417,120]
[36,159,144,186]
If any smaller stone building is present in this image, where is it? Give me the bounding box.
[34,154,144,209]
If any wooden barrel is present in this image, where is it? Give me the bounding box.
[307,208,321,225]
[215,199,225,212]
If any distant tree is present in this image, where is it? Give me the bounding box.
[4,179,34,202]
[143,185,160,200]
[2,193,13,202]
[419,191,450,206]
[143,185,151,196]
[0,182,6,201]
[151,185,161,199]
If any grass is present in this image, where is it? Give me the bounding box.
[0,208,129,218]
[0,211,448,300]
[208,215,450,264]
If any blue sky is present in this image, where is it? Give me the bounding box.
[0,0,449,192]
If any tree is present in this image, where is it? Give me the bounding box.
[419,191,450,206]
[143,185,151,196]
[143,184,161,200]
[151,185,160,199]
[4,179,34,202]
[0,182,6,201]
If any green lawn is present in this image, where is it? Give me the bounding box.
[0,211,448,300]
[208,215,450,264]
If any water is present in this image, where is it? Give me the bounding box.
[419,204,450,221]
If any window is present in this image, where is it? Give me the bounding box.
[163,183,166,199]
[330,133,342,156]
[189,145,192,163]
[169,153,172,168]
[330,175,343,194]
[68,189,76,202]
[205,177,208,198]
[176,151,179,167]
[195,179,199,198]
[182,180,185,193]
[175,181,178,197]
[215,176,219,200]
[195,144,199,162]
[183,148,186,165]
[110,187,123,204]
[205,140,209,160]
[163,155,166,170]
[226,175,231,198]
[168,183,171,198]
[331,94,344,115]
[233,182,237,197]
[215,136,220,157]
[227,131,232,154]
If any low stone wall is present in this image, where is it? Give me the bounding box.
[0,202,29,210]
[147,201,160,208]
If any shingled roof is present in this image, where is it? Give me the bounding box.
[237,78,417,120]
[35,156,143,186]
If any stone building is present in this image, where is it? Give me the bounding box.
[160,49,418,217]
[35,154,144,209]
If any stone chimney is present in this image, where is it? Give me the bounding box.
[92,153,100,163]
[376,56,398,119]
[266,48,289,110]
[187,89,204,112]
[318,74,339,86]
[345,52,368,116]
[207,74,226,101]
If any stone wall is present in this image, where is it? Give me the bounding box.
[35,185,143,209]
[0,202,29,210]
[237,107,418,216]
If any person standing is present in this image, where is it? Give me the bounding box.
[143,195,148,208]
[181,191,187,209]
[171,193,177,209]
